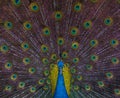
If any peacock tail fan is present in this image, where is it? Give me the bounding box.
[0,0,120,98]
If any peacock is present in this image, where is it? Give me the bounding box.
[0,0,120,98]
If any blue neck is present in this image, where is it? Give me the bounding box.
[53,61,69,98]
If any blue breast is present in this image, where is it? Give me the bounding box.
[53,61,69,98]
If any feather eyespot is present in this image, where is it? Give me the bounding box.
[90,54,99,62]
[29,2,39,12]
[51,54,57,61]
[4,21,13,30]
[111,57,119,65]
[23,21,32,30]
[71,42,79,50]
[10,74,18,81]
[28,67,36,74]
[104,17,113,26]
[5,85,12,92]
[73,2,82,12]
[73,85,79,90]
[42,27,51,36]
[77,75,83,81]
[86,64,93,71]
[83,20,92,29]
[0,44,9,53]
[38,79,45,85]
[42,58,49,65]
[70,27,79,36]
[114,89,120,96]
[41,45,49,53]
[62,51,68,59]
[110,39,119,47]
[106,72,113,79]
[70,68,76,74]
[18,82,25,89]
[97,81,105,88]
[23,57,31,65]
[54,11,63,21]
[57,37,64,45]
[44,70,49,76]
[11,0,22,7]
[30,86,36,93]
[90,39,98,47]
[84,84,91,91]
[46,79,51,85]
[72,58,79,64]
[21,42,30,51]
[5,62,12,70]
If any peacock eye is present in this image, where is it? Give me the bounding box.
[33,6,37,9]
[38,79,45,85]
[46,79,51,85]
[71,29,77,35]
[71,42,79,49]
[70,68,76,74]
[42,27,51,36]
[57,14,60,17]
[57,37,64,45]
[43,85,49,90]
[56,14,61,18]
[44,70,49,76]
[42,58,49,65]
[97,81,104,88]
[29,67,36,74]
[5,62,12,70]
[4,21,13,30]
[106,72,113,79]
[114,89,120,95]
[84,84,91,91]
[86,64,93,70]
[25,45,28,48]
[29,2,39,12]
[0,44,9,53]
[83,21,92,29]
[41,45,49,53]
[26,24,31,28]
[54,11,63,20]
[11,74,18,81]
[51,54,57,60]
[21,42,30,51]
[23,57,31,65]
[62,52,68,59]
[73,85,79,90]
[30,86,36,93]
[110,39,119,47]
[76,5,80,9]
[104,17,113,26]
[23,21,32,30]
[77,75,83,81]
[70,27,79,36]
[5,85,12,91]
[45,30,49,34]
[111,57,119,65]
[73,2,82,12]
[72,58,79,63]
[12,0,21,6]
[90,54,99,62]
[3,46,7,50]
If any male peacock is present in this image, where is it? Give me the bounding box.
[0,0,120,98]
